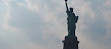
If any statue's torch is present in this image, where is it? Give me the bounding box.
[65,0,69,11]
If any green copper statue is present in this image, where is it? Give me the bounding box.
[65,0,79,36]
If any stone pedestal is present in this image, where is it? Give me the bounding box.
[63,36,79,49]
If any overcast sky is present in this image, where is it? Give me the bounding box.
[0,0,111,49]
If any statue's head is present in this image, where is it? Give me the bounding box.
[65,0,67,1]
[70,8,73,12]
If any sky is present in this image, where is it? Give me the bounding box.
[0,0,111,49]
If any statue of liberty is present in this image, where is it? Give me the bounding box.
[65,0,79,36]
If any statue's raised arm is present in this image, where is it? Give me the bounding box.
[64,0,79,36]
[65,0,69,11]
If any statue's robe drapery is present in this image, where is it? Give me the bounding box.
[66,10,78,36]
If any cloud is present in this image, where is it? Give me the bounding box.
[0,0,111,49]
[104,0,111,7]
[1,0,12,29]
[0,0,65,49]
[103,0,111,40]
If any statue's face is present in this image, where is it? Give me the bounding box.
[70,8,73,12]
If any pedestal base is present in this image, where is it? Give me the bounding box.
[63,36,79,49]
